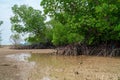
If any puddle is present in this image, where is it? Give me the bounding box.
[6,53,35,67]
[6,53,31,62]
[5,53,35,80]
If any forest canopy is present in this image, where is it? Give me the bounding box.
[10,5,52,44]
[11,0,120,48]
[41,0,120,46]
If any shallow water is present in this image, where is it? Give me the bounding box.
[6,53,31,62]
[5,53,120,80]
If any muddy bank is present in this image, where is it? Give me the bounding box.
[0,47,120,80]
[0,47,56,54]
[28,54,120,80]
[0,47,56,80]
[0,54,21,80]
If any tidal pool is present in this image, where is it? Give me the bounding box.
[5,53,120,80]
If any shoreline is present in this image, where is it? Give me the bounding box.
[0,47,120,80]
[0,47,56,55]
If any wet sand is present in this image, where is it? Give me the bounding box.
[0,47,120,80]
[28,54,120,80]
[0,47,56,80]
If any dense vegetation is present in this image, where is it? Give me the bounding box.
[10,5,53,48]
[10,5,52,44]
[41,0,120,45]
[11,0,120,56]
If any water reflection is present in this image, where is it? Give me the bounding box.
[5,53,120,80]
[28,54,120,80]
[6,53,35,80]
[28,54,82,80]
[6,53,31,62]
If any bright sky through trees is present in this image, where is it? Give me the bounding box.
[0,0,42,45]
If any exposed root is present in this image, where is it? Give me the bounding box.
[56,43,120,57]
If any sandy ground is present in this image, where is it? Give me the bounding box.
[0,47,56,80]
[0,47,120,80]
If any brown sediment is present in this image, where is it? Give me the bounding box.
[0,47,120,80]
[0,46,56,54]
[0,47,56,80]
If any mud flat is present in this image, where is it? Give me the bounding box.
[0,47,120,80]
[0,47,55,80]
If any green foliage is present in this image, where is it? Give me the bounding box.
[51,20,68,46]
[10,5,47,44]
[10,1,120,46]
[0,21,3,26]
[50,20,84,46]
[41,0,120,45]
